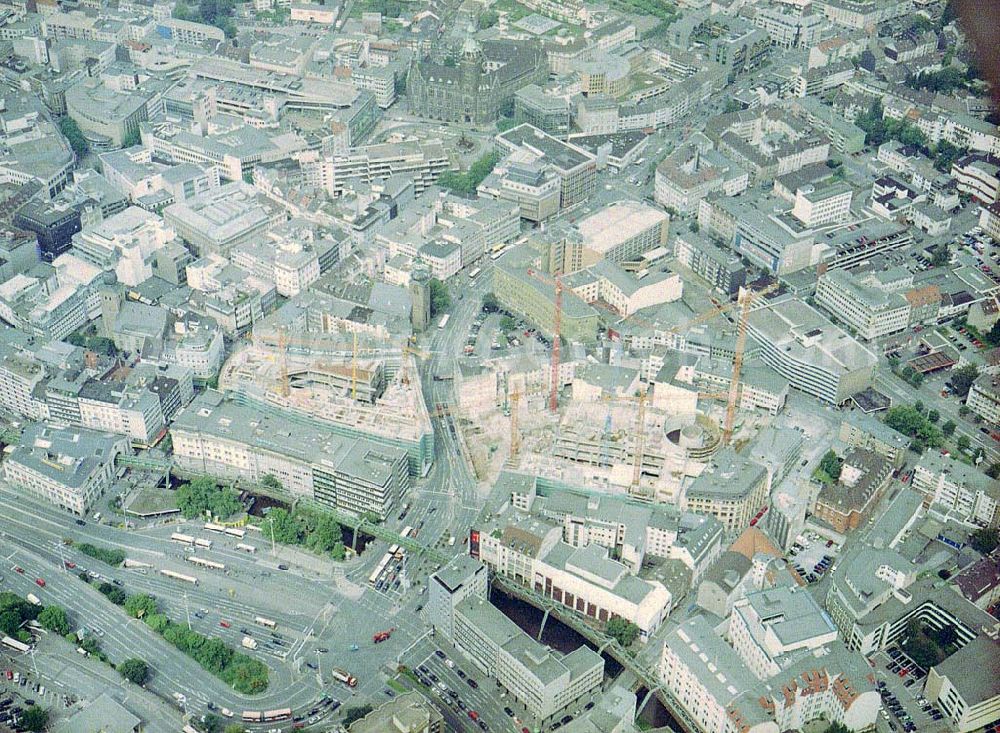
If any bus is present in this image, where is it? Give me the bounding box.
[490,250,504,260]
[263,709,292,722]
[401,526,414,538]
[204,522,227,534]
[437,314,450,330]
[254,616,277,629]
[224,527,246,540]
[194,538,213,549]
[242,711,263,723]
[170,532,196,545]
[235,543,257,554]
[468,267,481,280]
[161,569,199,585]
[186,556,225,570]
[1,636,30,653]
[368,555,390,586]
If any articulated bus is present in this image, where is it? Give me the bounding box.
[186,556,225,571]
[1,636,30,652]
[160,569,199,585]
[264,709,292,722]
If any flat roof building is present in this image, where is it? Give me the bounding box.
[746,295,877,404]
[3,423,130,516]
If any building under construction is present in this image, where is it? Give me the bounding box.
[219,343,434,476]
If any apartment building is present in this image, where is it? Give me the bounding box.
[837,414,910,468]
[815,268,910,341]
[730,586,838,680]
[951,153,1000,205]
[925,636,1000,733]
[496,124,597,207]
[428,555,603,725]
[660,614,878,733]
[71,206,176,287]
[684,448,769,535]
[0,351,49,420]
[814,448,893,533]
[673,230,746,296]
[655,145,748,215]
[171,391,409,519]
[967,372,1000,425]
[790,182,852,227]
[3,423,129,516]
[315,141,448,197]
[911,452,1000,527]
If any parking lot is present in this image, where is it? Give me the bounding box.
[1,669,74,731]
[788,530,840,585]
[871,646,949,733]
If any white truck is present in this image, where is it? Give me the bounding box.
[26,593,41,606]
[241,636,258,650]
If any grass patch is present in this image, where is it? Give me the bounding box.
[123,486,179,517]
[811,467,835,485]
[387,677,408,693]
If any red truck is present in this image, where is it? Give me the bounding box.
[372,628,395,644]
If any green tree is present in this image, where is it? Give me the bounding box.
[119,658,149,685]
[260,474,283,490]
[225,724,246,733]
[987,319,1000,346]
[987,463,1000,479]
[478,8,498,28]
[98,582,127,605]
[969,528,998,553]
[723,98,743,113]
[819,450,843,480]
[121,129,141,148]
[428,278,451,316]
[942,420,956,437]
[606,616,640,647]
[343,705,375,726]
[20,706,47,732]
[931,244,950,267]
[124,594,159,620]
[59,116,88,157]
[176,477,242,520]
[951,364,980,398]
[825,724,852,733]
[37,605,71,636]
[482,292,501,312]
[689,220,700,233]
[957,434,971,452]
[264,507,301,544]
[500,315,517,333]
[927,408,940,423]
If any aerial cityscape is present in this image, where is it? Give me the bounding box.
[0,0,998,731]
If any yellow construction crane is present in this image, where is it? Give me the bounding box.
[276,326,290,397]
[509,389,521,458]
[722,284,777,444]
[631,389,647,499]
[351,331,358,400]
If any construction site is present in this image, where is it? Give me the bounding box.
[452,279,780,507]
